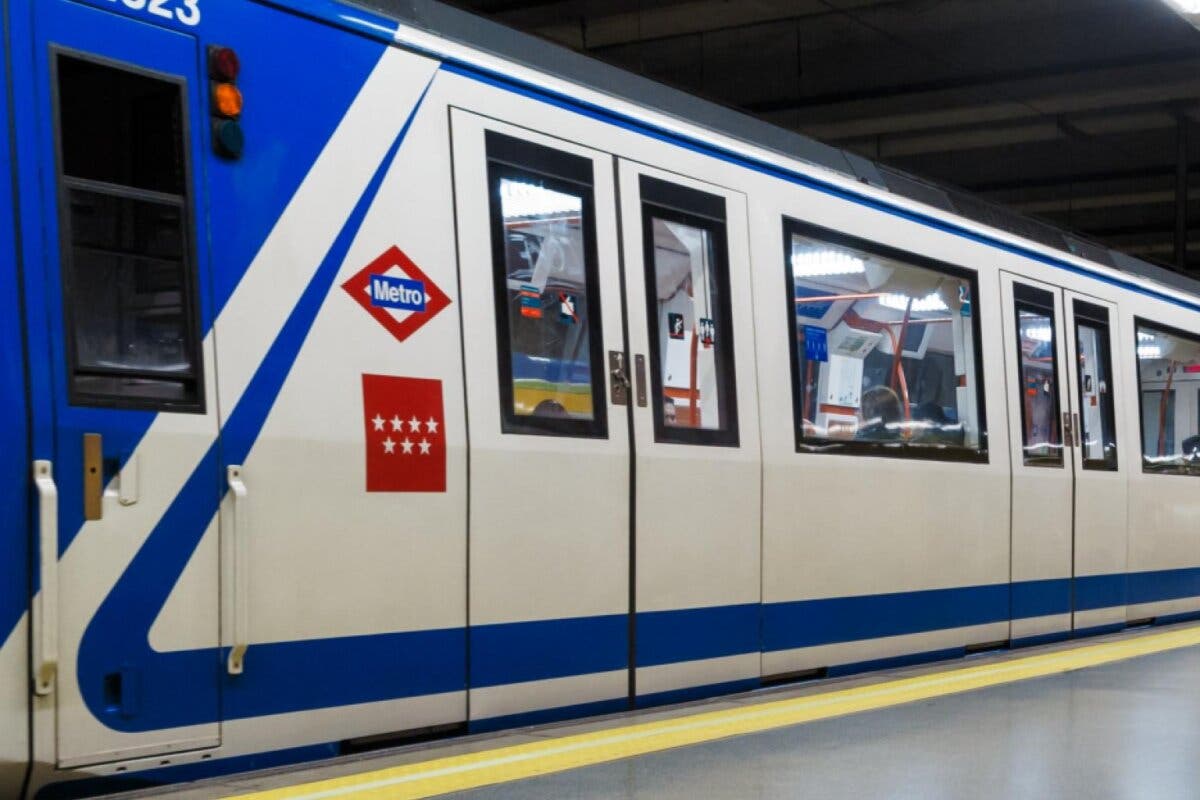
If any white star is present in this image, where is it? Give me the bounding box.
[419,439,431,455]
[401,438,414,455]
[371,414,385,432]
[382,437,396,454]
[408,415,422,432]
[390,415,403,432]
[425,417,439,434]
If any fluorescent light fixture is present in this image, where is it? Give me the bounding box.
[1138,345,1162,359]
[792,250,866,277]
[1138,330,1156,342]
[1164,0,1200,13]
[1022,325,1053,343]
[500,179,581,219]
[878,292,949,312]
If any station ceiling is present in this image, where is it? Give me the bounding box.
[450,0,1200,277]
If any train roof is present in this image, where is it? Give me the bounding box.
[350,0,1200,298]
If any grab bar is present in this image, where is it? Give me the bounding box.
[32,460,58,696]
[226,465,249,675]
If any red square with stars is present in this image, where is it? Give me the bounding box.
[361,374,446,492]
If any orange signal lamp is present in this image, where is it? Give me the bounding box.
[212,83,243,118]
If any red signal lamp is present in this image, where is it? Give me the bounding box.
[209,46,240,82]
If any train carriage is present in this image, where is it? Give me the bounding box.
[3,0,1200,796]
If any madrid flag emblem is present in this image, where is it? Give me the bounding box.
[362,374,446,492]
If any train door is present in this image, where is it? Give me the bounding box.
[1001,273,1126,639]
[450,112,632,723]
[614,161,761,703]
[25,1,221,766]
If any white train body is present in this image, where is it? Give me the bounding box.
[2,1,1200,796]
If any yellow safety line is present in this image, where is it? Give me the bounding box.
[225,624,1200,800]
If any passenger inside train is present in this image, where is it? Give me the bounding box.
[786,224,982,453]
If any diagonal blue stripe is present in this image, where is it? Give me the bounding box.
[77,80,436,732]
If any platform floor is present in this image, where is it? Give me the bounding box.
[112,623,1200,800]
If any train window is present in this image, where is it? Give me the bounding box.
[1073,300,1118,471]
[54,53,203,411]
[1135,319,1200,474]
[640,177,738,446]
[783,219,986,461]
[485,132,607,438]
[1013,284,1063,467]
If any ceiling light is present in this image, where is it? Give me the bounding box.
[878,292,949,312]
[500,179,581,219]
[1022,325,1053,343]
[1164,0,1200,13]
[1138,345,1163,359]
[1138,330,1156,342]
[791,250,866,277]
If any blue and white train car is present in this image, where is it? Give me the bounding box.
[4,0,1200,796]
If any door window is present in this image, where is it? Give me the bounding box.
[53,53,203,410]
[485,131,607,437]
[1072,300,1118,470]
[1013,284,1062,466]
[640,176,738,446]
[784,219,986,460]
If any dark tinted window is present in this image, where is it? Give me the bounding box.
[1013,284,1062,466]
[1135,319,1200,474]
[55,54,202,410]
[1073,300,1118,471]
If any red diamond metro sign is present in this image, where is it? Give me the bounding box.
[342,246,451,343]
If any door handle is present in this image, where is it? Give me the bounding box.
[83,433,102,521]
[1073,412,1081,448]
[32,460,58,696]
[226,465,249,675]
[1062,412,1073,450]
[609,351,630,406]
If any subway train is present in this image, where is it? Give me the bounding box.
[3,0,1200,796]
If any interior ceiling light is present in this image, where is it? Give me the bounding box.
[1138,331,1157,342]
[1162,0,1200,26]
[1022,325,1053,343]
[878,292,948,312]
[791,250,866,277]
[500,179,581,219]
[1138,345,1163,359]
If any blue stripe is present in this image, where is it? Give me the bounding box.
[636,677,760,708]
[1011,578,1070,619]
[470,614,627,687]
[438,59,1200,316]
[1075,573,1128,611]
[763,583,1011,652]
[637,603,759,667]
[1129,567,1200,605]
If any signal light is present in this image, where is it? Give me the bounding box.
[212,83,243,118]
[207,45,243,160]
[208,46,240,82]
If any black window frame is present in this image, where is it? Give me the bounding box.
[1133,316,1200,476]
[51,48,205,413]
[640,175,739,447]
[782,217,989,463]
[1012,282,1064,468]
[1072,299,1119,472]
[484,130,608,439]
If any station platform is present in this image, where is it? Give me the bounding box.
[111,622,1200,800]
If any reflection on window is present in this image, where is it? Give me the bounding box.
[485,131,607,438]
[1074,302,1118,470]
[649,217,727,432]
[499,177,594,421]
[1136,321,1200,474]
[56,54,201,410]
[786,224,985,458]
[1014,291,1062,465]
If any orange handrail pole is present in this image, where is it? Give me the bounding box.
[1158,360,1177,457]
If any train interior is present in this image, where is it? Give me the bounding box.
[788,231,980,449]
